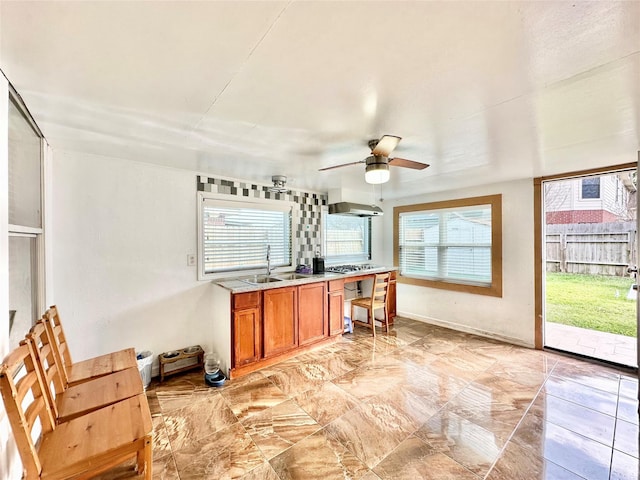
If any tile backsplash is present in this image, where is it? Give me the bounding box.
[197,176,327,267]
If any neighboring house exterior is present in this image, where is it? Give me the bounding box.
[545,172,636,224]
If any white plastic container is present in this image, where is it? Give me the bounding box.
[136,351,153,389]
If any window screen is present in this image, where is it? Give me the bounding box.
[202,199,292,274]
[398,204,492,286]
[324,214,371,264]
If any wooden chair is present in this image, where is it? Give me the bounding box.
[351,273,391,337]
[28,321,143,423]
[43,305,137,386]
[0,339,152,479]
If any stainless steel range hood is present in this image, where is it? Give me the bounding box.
[328,202,383,216]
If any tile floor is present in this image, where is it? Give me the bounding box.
[545,321,638,368]
[98,317,639,480]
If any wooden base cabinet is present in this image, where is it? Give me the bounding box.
[328,279,344,336]
[298,282,327,346]
[263,286,298,358]
[229,273,394,377]
[232,292,261,367]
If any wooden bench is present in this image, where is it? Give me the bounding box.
[28,321,143,423]
[0,338,153,479]
[43,305,137,386]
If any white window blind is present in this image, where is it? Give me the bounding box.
[324,214,370,264]
[398,204,492,285]
[202,199,292,274]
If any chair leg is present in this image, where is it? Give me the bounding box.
[383,306,389,333]
[136,435,153,478]
[144,434,153,479]
[369,307,375,337]
[351,304,355,333]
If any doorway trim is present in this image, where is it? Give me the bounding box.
[533,162,637,349]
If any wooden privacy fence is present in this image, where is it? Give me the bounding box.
[546,222,636,276]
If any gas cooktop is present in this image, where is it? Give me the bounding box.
[325,264,380,273]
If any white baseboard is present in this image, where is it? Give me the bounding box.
[398,311,534,349]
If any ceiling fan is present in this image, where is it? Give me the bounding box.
[318,135,429,184]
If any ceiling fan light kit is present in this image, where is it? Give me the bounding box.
[319,134,429,184]
[365,156,390,184]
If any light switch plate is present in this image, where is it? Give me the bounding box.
[187,254,196,266]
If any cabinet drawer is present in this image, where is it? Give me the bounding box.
[233,291,260,309]
[328,279,344,292]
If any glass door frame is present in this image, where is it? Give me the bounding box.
[534,162,638,354]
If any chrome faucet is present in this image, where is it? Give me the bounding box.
[266,245,271,276]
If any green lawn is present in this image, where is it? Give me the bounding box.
[546,272,637,337]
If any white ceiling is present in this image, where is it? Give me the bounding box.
[1,1,639,199]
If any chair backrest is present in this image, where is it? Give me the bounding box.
[0,339,56,478]
[370,273,390,307]
[44,305,73,365]
[43,306,73,387]
[27,321,66,419]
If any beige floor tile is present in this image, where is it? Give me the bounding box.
[221,376,289,421]
[172,422,265,479]
[294,381,361,426]
[264,361,332,396]
[241,399,321,459]
[162,393,238,451]
[238,461,281,480]
[324,401,415,468]
[333,356,412,400]
[270,427,370,479]
[373,436,480,480]
[415,409,504,476]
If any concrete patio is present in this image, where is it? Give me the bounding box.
[545,321,638,368]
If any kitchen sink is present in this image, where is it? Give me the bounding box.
[241,275,283,284]
[274,273,311,280]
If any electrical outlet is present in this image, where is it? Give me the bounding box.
[187,254,196,266]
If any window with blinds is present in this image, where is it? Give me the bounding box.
[324,214,371,264]
[201,198,292,275]
[394,195,502,297]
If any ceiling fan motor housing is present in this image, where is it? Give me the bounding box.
[365,155,389,170]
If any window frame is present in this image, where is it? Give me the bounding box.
[197,192,298,280]
[393,194,502,297]
[323,213,371,265]
[7,85,47,347]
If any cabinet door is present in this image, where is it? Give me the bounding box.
[388,271,397,323]
[263,286,298,358]
[298,282,327,345]
[328,290,344,336]
[233,307,261,367]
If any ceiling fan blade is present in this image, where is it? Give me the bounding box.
[389,157,430,170]
[318,160,365,171]
[372,135,402,156]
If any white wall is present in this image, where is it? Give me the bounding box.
[52,151,217,375]
[381,178,536,347]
